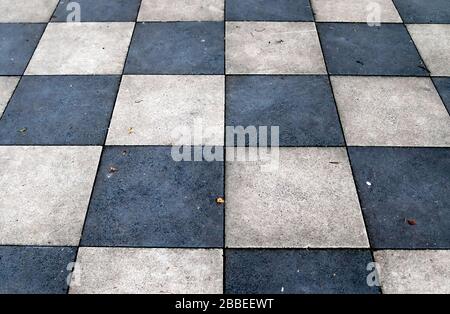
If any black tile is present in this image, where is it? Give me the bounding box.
[0,24,46,75]
[226,75,344,146]
[225,249,379,294]
[226,0,313,21]
[81,146,224,247]
[348,147,450,249]
[0,76,120,145]
[317,23,428,76]
[51,0,141,22]
[433,77,450,115]
[124,22,224,74]
[394,0,450,23]
[0,246,76,294]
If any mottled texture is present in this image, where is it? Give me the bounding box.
[226,148,369,248]
[124,22,224,74]
[226,249,379,294]
[0,76,120,145]
[0,76,19,117]
[331,76,450,146]
[375,250,450,294]
[226,75,344,146]
[82,146,224,247]
[0,23,46,75]
[348,147,450,248]
[0,146,101,245]
[394,0,450,23]
[312,0,402,22]
[226,22,326,74]
[226,0,313,21]
[408,24,450,76]
[52,0,141,22]
[0,0,58,22]
[70,248,223,294]
[138,0,224,21]
[106,75,224,145]
[317,23,428,76]
[26,23,134,75]
[0,246,76,294]
[433,77,450,114]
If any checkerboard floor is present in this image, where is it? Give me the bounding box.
[0,0,449,294]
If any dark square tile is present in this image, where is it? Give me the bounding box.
[0,76,120,145]
[51,0,141,22]
[226,75,344,146]
[348,147,450,249]
[394,0,450,23]
[225,249,379,294]
[0,24,46,75]
[433,77,450,115]
[0,246,76,294]
[124,22,224,74]
[317,23,428,76]
[81,146,224,247]
[226,0,313,21]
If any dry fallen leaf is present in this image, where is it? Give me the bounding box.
[215,197,225,204]
[407,219,417,226]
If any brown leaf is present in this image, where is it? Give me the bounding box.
[407,219,417,226]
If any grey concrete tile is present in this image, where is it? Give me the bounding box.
[0,76,19,117]
[0,0,59,22]
[106,75,224,146]
[311,0,401,23]
[225,147,369,248]
[226,22,326,74]
[138,0,223,21]
[408,24,450,77]
[0,146,101,245]
[331,76,450,147]
[25,22,134,75]
[70,248,223,294]
[375,250,450,294]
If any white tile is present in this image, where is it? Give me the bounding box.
[311,0,402,23]
[375,250,450,294]
[331,76,450,146]
[0,76,19,117]
[408,24,450,76]
[138,0,223,21]
[70,248,223,294]
[0,0,59,22]
[226,22,326,74]
[25,22,134,75]
[0,146,101,245]
[106,75,224,145]
[225,147,369,248]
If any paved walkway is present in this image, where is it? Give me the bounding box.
[0,0,449,294]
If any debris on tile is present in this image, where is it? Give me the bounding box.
[215,197,225,204]
[407,219,417,226]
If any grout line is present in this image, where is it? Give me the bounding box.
[1,243,449,250]
[311,0,381,294]
[65,0,143,294]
